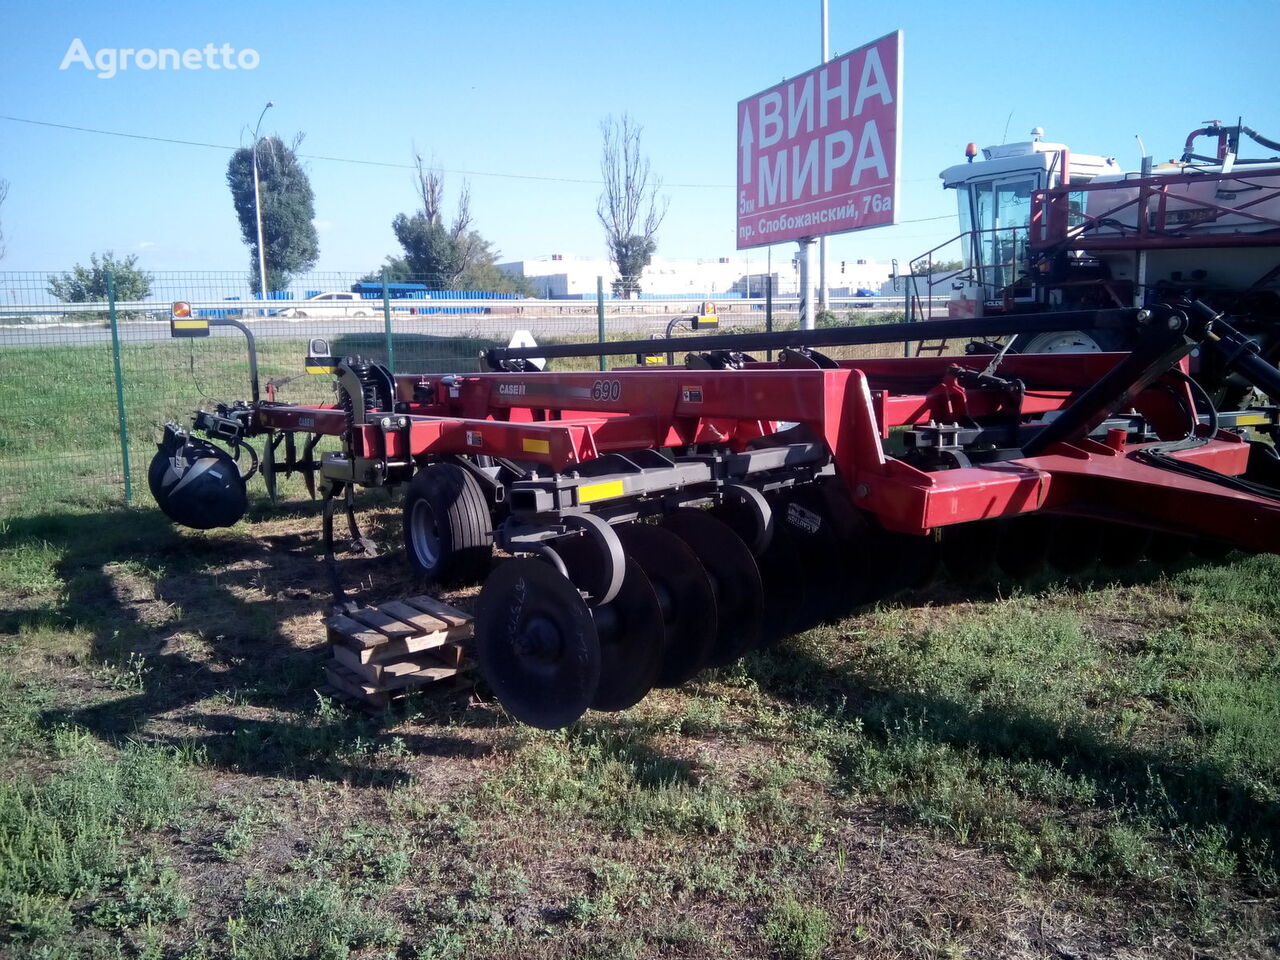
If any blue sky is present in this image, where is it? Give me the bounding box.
[2,0,1278,278]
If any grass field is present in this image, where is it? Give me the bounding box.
[0,491,1277,958]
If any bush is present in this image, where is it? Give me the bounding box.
[762,894,831,960]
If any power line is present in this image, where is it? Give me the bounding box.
[0,113,959,222]
[0,114,724,188]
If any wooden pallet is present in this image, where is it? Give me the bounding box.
[322,595,474,710]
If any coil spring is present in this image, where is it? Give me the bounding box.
[340,358,390,428]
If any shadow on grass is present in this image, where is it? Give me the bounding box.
[0,499,492,784]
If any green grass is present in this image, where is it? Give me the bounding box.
[2,502,1278,956]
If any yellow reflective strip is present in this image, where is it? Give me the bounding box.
[305,365,337,375]
[578,480,624,504]
[171,318,208,329]
[696,315,719,326]
[1233,414,1268,425]
[522,437,551,455]
[643,355,665,365]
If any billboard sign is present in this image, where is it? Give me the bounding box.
[736,31,902,249]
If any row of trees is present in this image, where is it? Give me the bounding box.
[223,116,669,298]
[39,113,671,302]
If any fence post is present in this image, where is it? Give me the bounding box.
[765,275,774,362]
[381,268,395,372]
[596,276,606,372]
[106,271,133,504]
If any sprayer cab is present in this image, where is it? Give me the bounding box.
[938,129,1120,306]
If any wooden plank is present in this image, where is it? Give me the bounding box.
[324,664,390,708]
[332,629,456,665]
[347,606,418,640]
[403,595,470,628]
[378,600,449,634]
[325,613,387,650]
[331,645,382,683]
[332,645,473,684]
[379,661,469,691]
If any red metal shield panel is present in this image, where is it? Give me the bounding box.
[736,31,902,249]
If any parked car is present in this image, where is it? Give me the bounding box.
[276,292,376,319]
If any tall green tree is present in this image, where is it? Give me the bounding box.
[597,114,667,297]
[48,251,153,302]
[371,158,534,295]
[226,134,319,292]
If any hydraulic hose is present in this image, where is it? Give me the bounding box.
[1243,125,1280,154]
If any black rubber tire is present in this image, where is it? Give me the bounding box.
[402,462,493,585]
[1016,329,1131,355]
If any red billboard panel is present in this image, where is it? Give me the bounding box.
[736,31,902,249]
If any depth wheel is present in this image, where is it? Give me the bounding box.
[402,462,493,585]
[475,559,600,729]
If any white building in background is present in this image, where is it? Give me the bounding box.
[497,253,896,299]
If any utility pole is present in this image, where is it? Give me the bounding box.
[251,100,274,315]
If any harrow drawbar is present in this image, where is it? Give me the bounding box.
[151,301,1280,728]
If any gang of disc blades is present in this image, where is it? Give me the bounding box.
[615,523,718,687]
[660,509,763,666]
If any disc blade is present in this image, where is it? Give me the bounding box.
[475,559,600,729]
[771,484,863,627]
[1098,523,1152,568]
[661,509,763,667]
[616,523,717,687]
[996,516,1053,580]
[1048,517,1104,574]
[753,526,811,644]
[941,521,1000,587]
[554,537,665,712]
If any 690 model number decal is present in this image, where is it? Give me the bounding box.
[590,379,621,402]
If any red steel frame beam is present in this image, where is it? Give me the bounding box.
[246,355,1275,547]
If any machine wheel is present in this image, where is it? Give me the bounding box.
[475,559,600,729]
[402,462,493,585]
[1017,329,1130,354]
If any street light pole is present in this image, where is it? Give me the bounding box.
[251,101,274,314]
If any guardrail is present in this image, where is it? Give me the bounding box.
[0,294,946,323]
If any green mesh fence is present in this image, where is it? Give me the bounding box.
[0,269,906,517]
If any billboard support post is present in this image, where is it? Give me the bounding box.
[798,237,815,330]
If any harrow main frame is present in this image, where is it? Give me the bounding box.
[154,302,1280,728]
